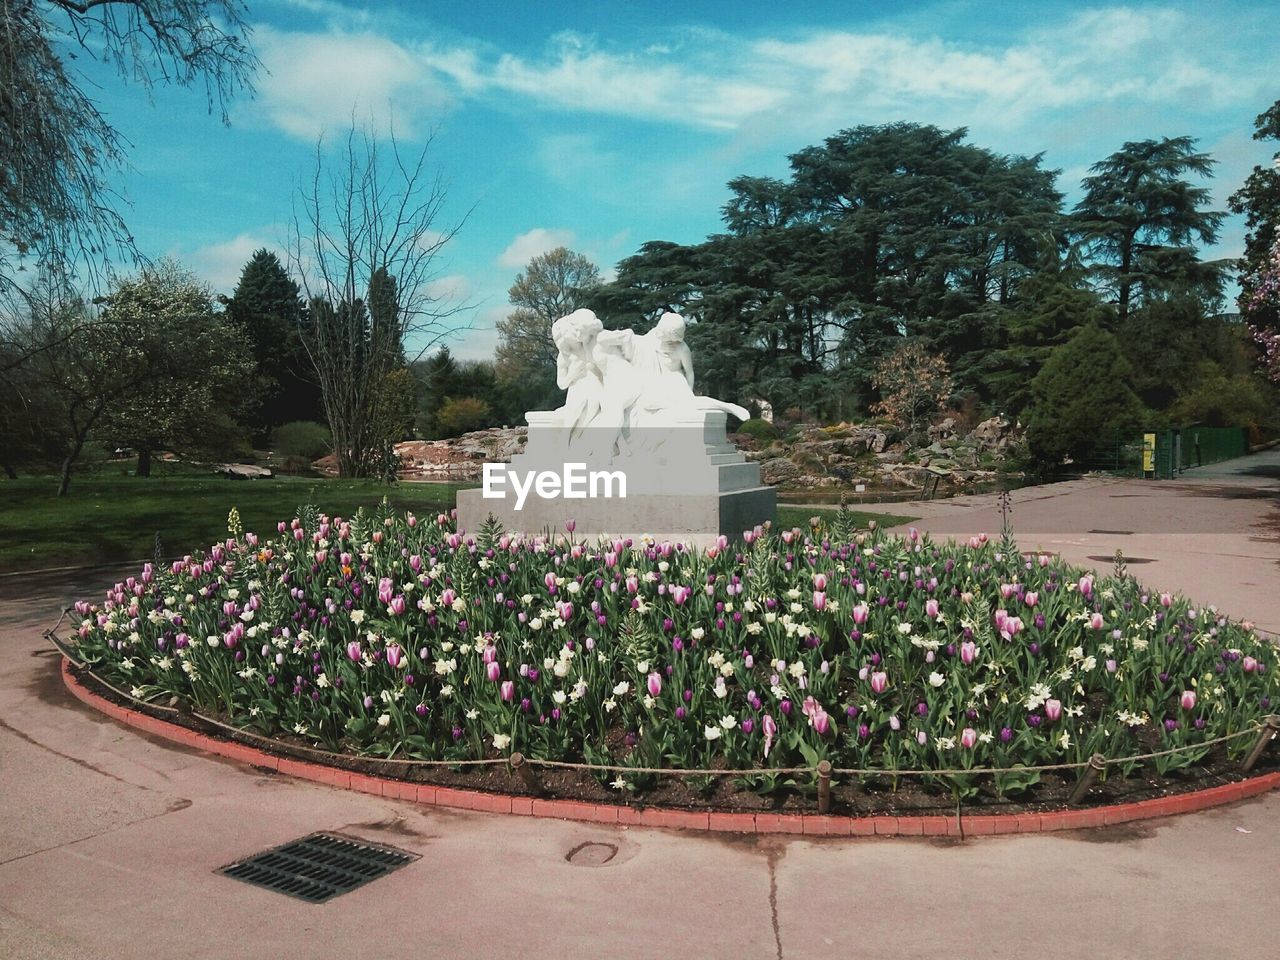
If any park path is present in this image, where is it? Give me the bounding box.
[836,447,1280,636]
[2,561,1280,958]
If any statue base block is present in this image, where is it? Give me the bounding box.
[456,485,776,548]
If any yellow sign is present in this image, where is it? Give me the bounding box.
[1142,433,1155,473]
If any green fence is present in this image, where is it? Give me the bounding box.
[1145,426,1249,479]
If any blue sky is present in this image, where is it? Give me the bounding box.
[77,0,1277,359]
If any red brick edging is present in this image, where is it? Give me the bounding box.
[62,658,1280,837]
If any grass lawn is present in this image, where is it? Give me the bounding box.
[0,462,918,573]
[0,462,463,573]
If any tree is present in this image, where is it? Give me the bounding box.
[289,124,466,477]
[1230,99,1280,383]
[869,341,952,435]
[435,396,492,437]
[1071,137,1225,324]
[1025,324,1148,469]
[224,248,321,435]
[1,1,257,291]
[94,259,255,476]
[496,246,600,379]
[592,123,1064,414]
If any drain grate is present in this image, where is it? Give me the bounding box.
[220,833,418,903]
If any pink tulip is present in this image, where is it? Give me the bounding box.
[1002,616,1023,638]
[647,671,663,698]
[1044,699,1062,722]
[386,645,403,668]
[925,598,940,619]
[960,728,978,749]
[1106,659,1117,673]
[812,573,828,591]
[346,641,362,663]
[565,518,576,534]
[870,671,888,694]
[670,585,691,606]
[811,709,831,736]
[1078,575,1094,599]
[1024,591,1038,608]
[486,661,501,683]
[852,603,869,625]
[960,641,978,665]
[994,609,1008,631]
[1243,656,1259,673]
[440,588,456,607]
[625,575,639,594]
[762,714,777,758]
[999,583,1015,600]
[1180,690,1197,711]
[500,680,515,702]
[1089,612,1104,630]
[812,591,827,611]
[1160,593,1173,609]
[388,595,406,616]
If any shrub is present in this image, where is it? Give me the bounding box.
[436,397,494,437]
[271,421,331,462]
[737,418,780,444]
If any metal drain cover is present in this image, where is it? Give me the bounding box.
[220,833,418,903]
[566,841,618,867]
[1087,555,1155,564]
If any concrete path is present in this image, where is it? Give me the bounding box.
[2,562,1280,958]
[840,448,1280,637]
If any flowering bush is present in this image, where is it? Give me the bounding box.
[1241,238,1280,383]
[69,505,1279,798]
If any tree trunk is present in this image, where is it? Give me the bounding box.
[57,446,79,496]
[2,462,16,480]
[137,448,152,477]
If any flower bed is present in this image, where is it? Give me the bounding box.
[66,505,1279,810]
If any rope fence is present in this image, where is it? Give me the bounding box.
[45,619,1280,813]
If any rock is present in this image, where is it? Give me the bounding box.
[971,417,1010,448]
[869,430,889,453]
[215,463,273,480]
[928,417,957,440]
[760,457,802,485]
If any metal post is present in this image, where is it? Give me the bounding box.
[816,760,832,814]
[1241,716,1280,774]
[1068,753,1106,805]
[510,751,542,795]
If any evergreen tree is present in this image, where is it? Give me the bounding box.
[225,249,321,435]
[1071,137,1224,324]
[1026,324,1149,468]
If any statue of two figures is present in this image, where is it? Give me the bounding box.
[549,308,748,463]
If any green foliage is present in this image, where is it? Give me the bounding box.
[94,259,256,474]
[270,421,331,461]
[1168,362,1277,430]
[496,246,600,384]
[225,249,321,433]
[435,396,494,437]
[1026,324,1149,468]
[1071,136,1225,324]
[736,418,780,444]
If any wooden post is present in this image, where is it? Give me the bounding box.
[816,760,832,814]
[1068,753,1106,805]
[510,752,542,795]
[1241,716,1280,774]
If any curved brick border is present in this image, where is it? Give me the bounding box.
[63,658,1280,837]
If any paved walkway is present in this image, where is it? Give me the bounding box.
[844,448,1280,636]
[3,456,1280,959]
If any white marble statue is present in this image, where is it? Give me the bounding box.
[544,308,747,459]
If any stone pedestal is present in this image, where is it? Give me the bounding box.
[455,409,776,546]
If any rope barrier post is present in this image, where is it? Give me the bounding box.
[1068,753,1106,805]
[816,760,832,814]
[510,752,542,796]
[1240,715,1280,774]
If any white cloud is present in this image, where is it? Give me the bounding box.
[252,26,452,140]
[426,273,473,304]
[186,232,283,295]
[497,227,576,269]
